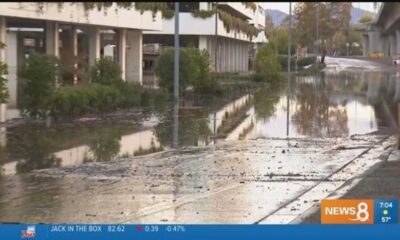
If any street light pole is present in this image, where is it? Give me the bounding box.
[214,2,218,73]
[287,2,292,138]
[316,2,320,68]
[173,2,179,148]
[174,2,179,103]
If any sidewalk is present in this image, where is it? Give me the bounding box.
[301,151,400,224]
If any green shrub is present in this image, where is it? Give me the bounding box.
[49,82,168,118]
[186,47,219,95]
[253,43,282,82]
[155,48,192,93]
[50,84,120,118]
[191,8,215,19]
[277,55,296,71]
[19,53,60,118]
[297,56,316,67]
[89,56,123,85]
[276,56,316,70]
[155,47,219,95]
[0,61,8,104]
[115,82,145,108]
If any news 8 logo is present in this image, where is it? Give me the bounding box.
[321,199,398,224]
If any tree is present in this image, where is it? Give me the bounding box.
[293,3,352,50]
[268,27,296,55]
[155,48,192,93]
[253,43,282,82]
[0,42,8,104]
[89,56,123,86]
[19,53,60,118]
[359,14,373,23]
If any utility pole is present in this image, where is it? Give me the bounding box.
[316,2,320,68]
[287,2,292,138]
[173,2,179,148]
[214,2,218,72]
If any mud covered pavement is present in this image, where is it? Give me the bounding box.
[0,132,396,224]
[1,63,400,224]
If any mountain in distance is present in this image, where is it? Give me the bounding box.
[265,7,374,27]
[265,9,287,26]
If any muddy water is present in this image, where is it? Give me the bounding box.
[0,70,399,223]
[0,70,398,177]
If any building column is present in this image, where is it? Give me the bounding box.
[241,42,246,72]
[0,17,7,123]
[225,39,229,72]
[72,26,78,84]
[237,41,241,72]
[231,41,235,72]
[235,41,239,72]
[118,29,127,81]
[89,27,100,67]
[126,29,142,84]
[199,35,207,50]
[238,42,243,73]
[210,37,216,72]
[217,38,221,72]
[228,39,232,72]
[224,38,229,73]
[45,21,59,57]
[220,38,226,72]
[244,43,249,72]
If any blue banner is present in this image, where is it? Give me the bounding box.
[1,224,400,240]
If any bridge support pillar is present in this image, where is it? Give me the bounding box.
[88,27,100,67]
[126,29,142,84]
[368,31,383,54]
[382,35,389,57]
[117,29,126,81]
[389,33,397,58]
[363,34,369,57]
[45,21,59,57]
[396,30,400,55]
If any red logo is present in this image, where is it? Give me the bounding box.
[21,225,36,238]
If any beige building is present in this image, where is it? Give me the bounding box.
[0,2,161,120]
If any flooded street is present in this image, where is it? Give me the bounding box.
[1,65,400,223]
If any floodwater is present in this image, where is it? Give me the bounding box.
[0,68,399,223]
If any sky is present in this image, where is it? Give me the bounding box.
[262,2,379,14]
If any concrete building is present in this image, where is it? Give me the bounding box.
[143,2,267,74]
[0,2,161,121]
[362,3,400,59]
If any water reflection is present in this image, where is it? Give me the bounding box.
[0,70,399,176]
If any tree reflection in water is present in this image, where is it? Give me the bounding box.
[291,72,351,137]
[15,129,62,174]
[86,128,121,162]
[253,80,286,120]
[155,109,212,147]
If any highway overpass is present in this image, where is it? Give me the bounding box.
[363,3,400,59]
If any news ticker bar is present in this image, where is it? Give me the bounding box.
[2,224,400,240]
